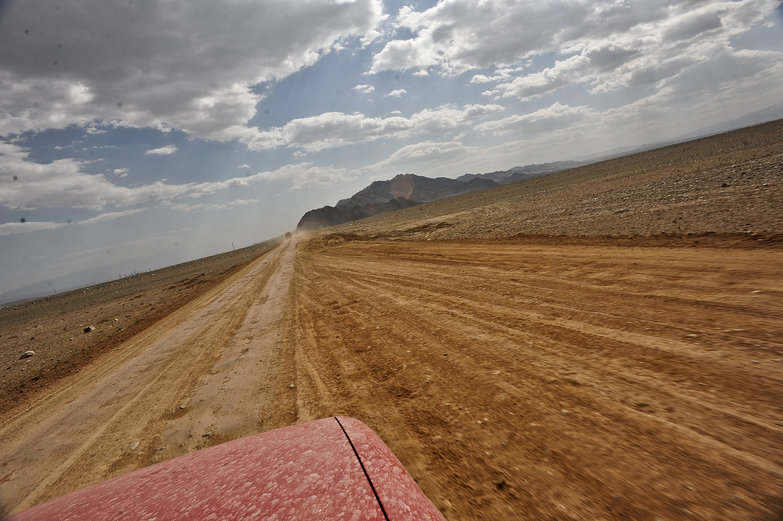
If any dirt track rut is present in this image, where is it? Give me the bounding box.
[2,237,782,520]
[0,240,296,512]
[286,239,783,520]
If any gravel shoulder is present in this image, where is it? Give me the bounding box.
[0,240,278,417]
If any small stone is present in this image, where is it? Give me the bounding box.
[19,350,35,360]
[561,409,569,415]
[83,326,95,333]
[289,383,295,389]
[129,441,139,450]
[685,333,698,339]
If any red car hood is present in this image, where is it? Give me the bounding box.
[9,417,445,520]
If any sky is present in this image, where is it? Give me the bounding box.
[1,0,782,300]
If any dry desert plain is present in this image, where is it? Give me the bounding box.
[1,120,783,520]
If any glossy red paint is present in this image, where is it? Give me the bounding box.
[10,417,446,520]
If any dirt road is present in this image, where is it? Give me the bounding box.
[287,238,783,520]
[2,237,783,520]
[0,239,296,513]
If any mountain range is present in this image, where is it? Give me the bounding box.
[297,161,581,230]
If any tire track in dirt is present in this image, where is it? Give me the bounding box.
[348,272,782,468]
[318,245,782,452]
[0,240,297,512]
[324,245,782,407]
[286,239,783,520]
[356,267,782,430]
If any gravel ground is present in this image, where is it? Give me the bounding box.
[335,119,783,244]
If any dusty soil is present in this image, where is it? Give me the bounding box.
[0,240,278,416]
[1,121,782,520]
[290,239,783,520]
[0,240,295,515]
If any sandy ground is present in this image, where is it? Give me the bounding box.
[2,236,782,520]
[0,240,295,513]
[0,240,278,417]
[292,238,783,520]
[1,122,783,520]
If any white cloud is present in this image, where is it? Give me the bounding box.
[369,0,779,109]
[470,46,783,168]
[244,103,503,152]
[386,88,407,97]
[1,140,372,217]
[470,67,522,85]
[164,199,260,213]
[112,168,130,177]
[353,84,376,94]
[371,140,473,172]
[371,1,594,74]
[1,143,137,210]
[475,102,594,136]
[0,221,65,236]
[0,0,385,139]
[79,209,145,225]
[246,162,353,191]
[470,74,498,84]
[84,123,106,135]
[661,10,724,42]
[145,145,178,156]
[0,209,145,236]
[0,143,341,211]
[237,163,251,169]
[412,69,429,77]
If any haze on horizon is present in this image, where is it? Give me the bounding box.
[1,0,782,300]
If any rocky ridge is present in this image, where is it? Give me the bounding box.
[298,162,575,231]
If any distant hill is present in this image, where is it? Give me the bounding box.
[456,161,583,184]
[298,197,421,230]
[336,174,497,208]
[296,163,581,231]
[298,174,497,230]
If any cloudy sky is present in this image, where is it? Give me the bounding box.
[1,0,782,299]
